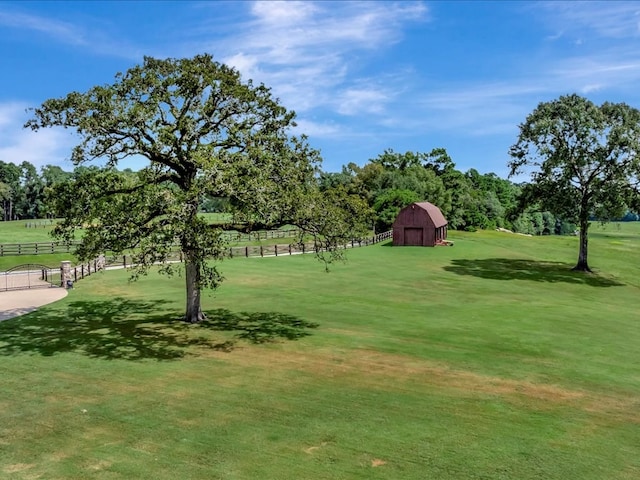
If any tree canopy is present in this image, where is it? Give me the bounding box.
[509,94,640,271]
[26,54,369,322]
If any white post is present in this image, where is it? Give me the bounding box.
[60,260,72,288]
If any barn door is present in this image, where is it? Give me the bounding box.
[404,228,423,246]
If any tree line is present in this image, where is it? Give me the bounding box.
[318,148,583,236]
[2,147,638,238]
[0,161,71,221]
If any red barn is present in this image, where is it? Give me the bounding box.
[392,202,448,246]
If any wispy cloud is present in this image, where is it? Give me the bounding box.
[415,0,640,139]
[416,81,546,136]
[0,8,142,59]
[0,102,25,128]
[538,1,640,40]
[0,103,75,169]
[550,54,640,92]
[292,118,342,138]
[0,10,86,45]
[335,87,390,116]
[213,1,427,117]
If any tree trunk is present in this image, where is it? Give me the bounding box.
[184,252,206,323]
[573,217,591,272]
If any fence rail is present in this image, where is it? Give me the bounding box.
[0,231,393,292]
[0,229,302,257]
[0,241,80,256]
[71,231,393,270]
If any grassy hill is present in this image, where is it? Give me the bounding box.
[0,224,638,479]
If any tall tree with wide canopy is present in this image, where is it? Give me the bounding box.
[27,55,367,322]
[509,94,640,271]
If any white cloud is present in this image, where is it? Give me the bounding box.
[581,84,603,94]
[0,102,75,169]
[549,53,640,94]
[0,102,25,128]
[224,52,261,80]
[250,1,319,26]
[0,8,142,59]
[336,87,390,116]
[292,118,342,138]
[0,10,86,45]
[538,1,640,39]
[212,1,427,116]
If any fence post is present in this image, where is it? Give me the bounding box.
[229,247,233,258]
[275,244,278,256]
[245,246,249,257]
[289,244,292,255]
[123,255,127,268]
[260,245,263,257]
[60,261,71,287]
[74,267,77,282]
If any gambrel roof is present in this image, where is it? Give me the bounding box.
[412,202,447,227]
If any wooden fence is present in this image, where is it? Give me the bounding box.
[86,231,394,270]
[0,231,393,291]
[0,229,301,257]
[228,230,393,258]
[69,257,106,284]
[0,241,81,256]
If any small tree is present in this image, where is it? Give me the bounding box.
[27,55,368,322]
[509,94,640,271]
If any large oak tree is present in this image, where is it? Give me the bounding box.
[27,55,368,322]
[509,94,640,271]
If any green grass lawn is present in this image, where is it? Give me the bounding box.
[0,225,639,479]
[0,217,300,271]
[0,214,283,244]
[0,219,59,243]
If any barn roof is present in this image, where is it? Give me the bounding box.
[414,202,448,227]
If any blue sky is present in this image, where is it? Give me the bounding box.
[2,1,640,178]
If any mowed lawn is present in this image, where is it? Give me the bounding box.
[0,225,638,479]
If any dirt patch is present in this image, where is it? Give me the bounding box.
[232,276,272,287]
[202,346,639,422]
[304,442,327,454]
[86,459,113,471]
[3,463,35,474]
[323,328,376,338]
[371,458,387,467]
[47,451,71,463]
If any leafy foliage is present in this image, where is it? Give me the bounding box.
[509,94,640,270]
[26,54,367,322]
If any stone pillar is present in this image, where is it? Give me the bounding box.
[60,260,72,288]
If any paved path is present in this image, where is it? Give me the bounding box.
[0,288,68,322]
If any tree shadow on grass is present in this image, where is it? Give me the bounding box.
[201,309,319,352]
[443,258,624,287]
[0,298,318,361]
